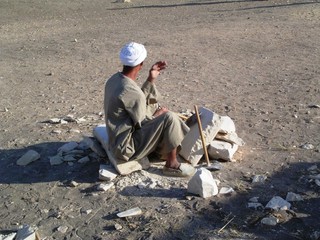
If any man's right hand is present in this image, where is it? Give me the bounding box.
[147,61,167,83]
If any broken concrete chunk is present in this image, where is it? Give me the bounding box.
[265,196,291,210]
[97,182,114,192]
[117,207,142,218]
[58,141,78,153]
[180,107,222,166]
[16,150,40,166]
[261,216,279,226]
[286,192,303,202]
[187,168,218,198]
[99,164,118,181]
[207,140,238,161]
[49,155,63,165]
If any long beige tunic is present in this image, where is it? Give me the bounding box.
[104,72,189,161]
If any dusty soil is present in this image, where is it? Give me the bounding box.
[1,0,320,239]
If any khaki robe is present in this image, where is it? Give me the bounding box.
[104,72,189,161]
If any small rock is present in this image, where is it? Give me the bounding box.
[315,179,320,187]
[137,182,147,189]
[78,156,90,164]
[308,104,320,108]
[15,224,36,240]
[249,197,259,203]
[300,143,314,150]
[81,209,92,214]
[307,165,318,171]
[58,141,78,153]
[73,38,78,42]
[248,202,263,210]
[51,129,62,134]
[57,225,68,233]
[99,164,118,181]
[261,216,279,226]
[67,162,74,166]
[187,168,218,198]
[252,175,267,183]
[265,196,291,210]
[0,232,16,239]
[286,192,303,202]
[83,137,107,157]
[114,223,123,230]
[310,231,320,240]
[219,187,234,195]
[97,182,114,192]
[186,196,194,200]
[16,150,40,166]
[48,118,61,124]
[117,207,142,218]
[69,129,81,133]
[49,155,63,165]
[69,181,79,187]
[63,155,77,162]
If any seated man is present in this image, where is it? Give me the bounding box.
[104,42,195,177]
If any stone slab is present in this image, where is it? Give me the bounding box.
[93,125,150,175]
[16,150,40,166]
[208,140,238,161]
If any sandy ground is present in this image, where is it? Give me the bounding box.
[1,0,320,239]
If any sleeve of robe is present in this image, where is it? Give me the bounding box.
[141,81,162,119]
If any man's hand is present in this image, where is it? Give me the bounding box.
[147,61,167,83]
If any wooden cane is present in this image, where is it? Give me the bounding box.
[194,105,210,166]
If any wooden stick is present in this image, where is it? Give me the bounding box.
[194,105,210,166]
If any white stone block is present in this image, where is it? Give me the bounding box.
[16,150,40,166]
[219,116,236,134]
[180,107,222,166]
[93,125,150,175]
[208,140,238,161]
[187,168,218,198]
[99,164,118,181]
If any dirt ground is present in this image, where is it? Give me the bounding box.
[1,0,320,239]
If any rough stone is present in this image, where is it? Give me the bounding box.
[49,155,63,165]
[16,150,40,166]
[208,140,238,161]
[180,107,222,166]
[252,175,267,183]
[117,207,142,218]
[57,225,68,234]
[99,164,118,181]
[83,136,107,157]
[15,224,36,240]
[0,232,16,240]
[215,132,245,146]
[300,143,314,150]
[62,155,77,162]
[78,156,90,164]
[93,125,150,175]
[248,202,264,210]
[114,223,123,230]
[218,116,236,134]
[69,181,79,187]
[265,196,291,210]
[261,216,279,226]
[249,197,259,202]
[286,192,303,202]
[97,182,114,192]
[187,168,218,198]
[219,187,234,195]
[58,141,78,153]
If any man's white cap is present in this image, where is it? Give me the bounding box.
[119,42,147,67]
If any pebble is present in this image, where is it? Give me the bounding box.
[286,192,303,202]
[315,179,320,187]
[265,196,291,210]
[300,143,314,150]
[97,182,114,192]
[248,202,263,210]
[308,104,320,108]
[307,165,318,171]
[249,197,259,203]
[63,155,77,162]
[16,150,41,166]
[219,187,234,195]
[99,164,118,181]
[49,155,63,165]
[57,225,68,233]
[261,216,279,226]
[51,129,62,134]
[81,209,92,215]
[58,142,78,153]
[49,118,61,124]
[78,156,90,164]
[117,207,142,218]
[114,223,123,230]
[252,175,267,183]
[69,181,79,187]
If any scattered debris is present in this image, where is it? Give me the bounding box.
[117,207,142,218]
[16,150,40,166]
[187,168,218,198]
[265,196,291,211]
